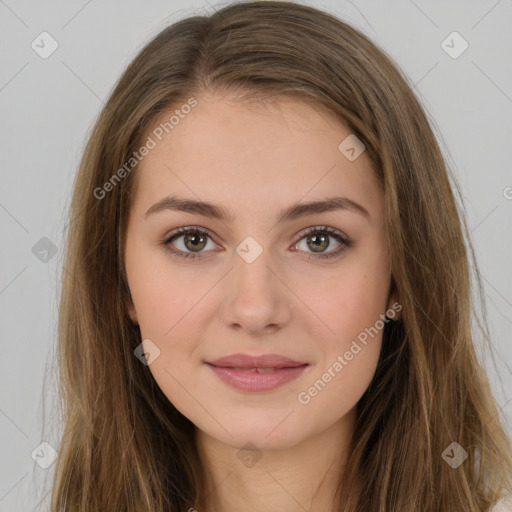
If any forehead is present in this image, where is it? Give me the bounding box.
[130,91,381,220]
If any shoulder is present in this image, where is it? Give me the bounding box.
[491,495,512,512]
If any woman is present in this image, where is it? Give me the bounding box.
[51,1,512,510]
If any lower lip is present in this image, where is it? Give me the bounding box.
[206,363,308,392]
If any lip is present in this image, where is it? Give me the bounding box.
[207,353,307,369]
[205,353,309,392]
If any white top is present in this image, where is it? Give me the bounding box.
[492,495,512,512]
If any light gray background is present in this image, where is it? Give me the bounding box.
[1,0,511,510]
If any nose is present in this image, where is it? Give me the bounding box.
[218,248,293,336]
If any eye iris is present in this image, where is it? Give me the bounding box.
[308,234,329,252]
[184,232,207,251]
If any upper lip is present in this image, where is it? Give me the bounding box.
[207,353,308,369]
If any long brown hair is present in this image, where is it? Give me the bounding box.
[50,1,512,510]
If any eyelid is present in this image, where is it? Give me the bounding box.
[163,225,219,243]
[295,225,350,243]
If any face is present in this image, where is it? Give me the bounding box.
[123,90,395,452]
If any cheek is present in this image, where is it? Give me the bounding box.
[127,245,209,338]
[130,274,179,338]
[292,255,390,343]
[295,333,381,441]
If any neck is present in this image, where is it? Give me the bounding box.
[195,408,356,512]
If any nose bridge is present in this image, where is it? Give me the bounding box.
[219,235,292,332]
[233,235,279,298]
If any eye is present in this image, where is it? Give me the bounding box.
[292,226,352,260]
[161,225,352,261]
[162,227,218,260]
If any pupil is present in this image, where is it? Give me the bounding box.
[310,234,328,252]
[186,233,205,251]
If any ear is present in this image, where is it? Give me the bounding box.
[386,279,402,321]
[386,295,401,319]
[125,295,139,325]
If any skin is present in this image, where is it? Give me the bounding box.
[124,89,398,511]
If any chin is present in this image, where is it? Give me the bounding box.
[205,421,305,452]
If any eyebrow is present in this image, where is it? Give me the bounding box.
[144,195,370,224]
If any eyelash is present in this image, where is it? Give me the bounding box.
[161,225,352,261]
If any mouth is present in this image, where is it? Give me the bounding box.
[207,352,307,369]
[205,354,309,392]
[217,367,294,373]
